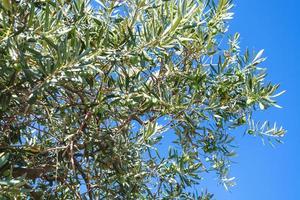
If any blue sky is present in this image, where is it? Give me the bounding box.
[208,0,300,199]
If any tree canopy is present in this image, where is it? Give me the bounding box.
[0,0,285,199]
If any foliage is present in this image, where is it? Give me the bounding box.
[0,0,285,199]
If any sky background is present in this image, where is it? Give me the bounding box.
[207,0,300,199]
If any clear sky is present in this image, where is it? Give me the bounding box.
[208,0,300,199]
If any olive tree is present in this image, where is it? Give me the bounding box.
[0,0,285,199]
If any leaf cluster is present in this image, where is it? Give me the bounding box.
[0,0,285,199]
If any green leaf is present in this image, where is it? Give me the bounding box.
[1,0,11,11]
[0,153,9,169]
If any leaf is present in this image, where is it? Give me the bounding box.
[1,0,11,11]
[0,179,25,187]
[252,49,266,65]
[143,121,157,141]
[162,15,182,37]
[254,49,264,61]
[271,90,286,98]
[0,153,9,169]
[259,102,265,110]
[272,103,283,109]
